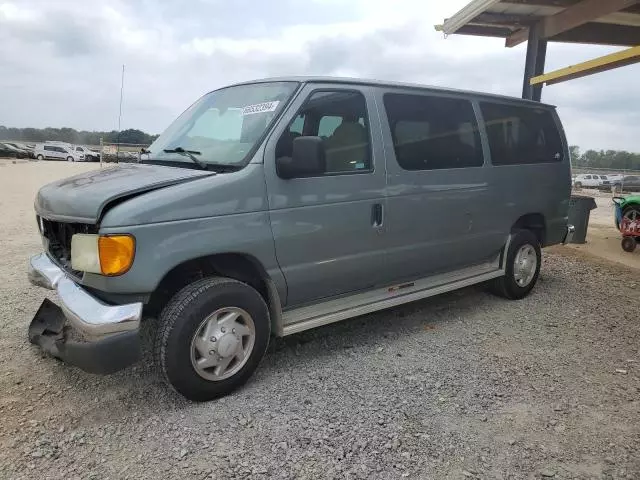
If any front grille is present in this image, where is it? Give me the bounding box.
[37,216,97,278]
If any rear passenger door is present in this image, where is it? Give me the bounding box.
[264,85,387,307]
[379,91,503,282]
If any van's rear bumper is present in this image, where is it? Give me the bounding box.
[27,253,142,374]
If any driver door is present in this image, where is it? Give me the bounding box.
[263,84,388,307]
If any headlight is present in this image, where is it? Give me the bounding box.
[71,234,135,276]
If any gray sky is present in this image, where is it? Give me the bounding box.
[1,0,638,151]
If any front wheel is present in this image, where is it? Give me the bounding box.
[154,277,270,401]
[36,154,44,161]
[490,230,541,300]
[622,237,637,253]
[67,156,74,162]
[574,182,582,189]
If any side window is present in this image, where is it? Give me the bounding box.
[318,116,342,138]
[44,146,52,152]
[585,175,592,179]
[76,147,82,152]
[275,90,371,175]
[383,93,483,170]
[289,115,304,135]
[480,102,563,166]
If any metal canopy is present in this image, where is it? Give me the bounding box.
[439,0,640,47]
[436,0,640,101]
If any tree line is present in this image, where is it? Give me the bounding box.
[0,126,158,146]
[569,146,640,171]
[1,125,638,169]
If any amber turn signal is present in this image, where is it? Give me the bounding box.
[98,235,135,276]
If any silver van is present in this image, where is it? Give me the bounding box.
[27,77,573,401]
[35,142,82,162]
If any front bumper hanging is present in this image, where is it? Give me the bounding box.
[27,253,143,374]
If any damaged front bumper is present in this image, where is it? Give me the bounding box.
[27,253,143,374]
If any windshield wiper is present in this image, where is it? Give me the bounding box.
[163,147,206,170]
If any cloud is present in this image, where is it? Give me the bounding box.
[0,0,638,152]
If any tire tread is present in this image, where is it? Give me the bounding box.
[153,277,268,399]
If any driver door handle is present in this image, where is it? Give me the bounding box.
[372,203,383,228]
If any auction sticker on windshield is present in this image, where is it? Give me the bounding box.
[242,101,280,116]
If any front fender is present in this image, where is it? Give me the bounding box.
[82,212,286,303]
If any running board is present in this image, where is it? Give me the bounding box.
[281,261,504,336]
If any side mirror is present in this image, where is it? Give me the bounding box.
[276,136,326,179]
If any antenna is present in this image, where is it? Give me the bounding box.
[116,64,125,159]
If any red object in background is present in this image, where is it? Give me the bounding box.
[619,217,640,252]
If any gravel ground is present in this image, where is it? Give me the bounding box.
[1,161,639,480]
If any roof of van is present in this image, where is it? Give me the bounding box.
[229,76,557,109]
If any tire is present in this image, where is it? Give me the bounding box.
[36,154,44,161]
[154,276,270,401]
[490,229,541,300]
[67,156,74,162]
[574,182,582,188]
[621,237,637,253]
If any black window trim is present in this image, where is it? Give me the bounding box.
[276,87,375,179]
[382,90,485,172]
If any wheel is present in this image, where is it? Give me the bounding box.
[490,229,541,300]
[622,206,640,241]
[621,237,637,253]
[574,182,582,188]
[67,156,74,162]
[622,205,640,222]
[36,154,44,161]
[154,277,270,401]
[613,184,622,193]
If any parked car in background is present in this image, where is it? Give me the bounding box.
[5,142,35,158]
[34,143,82,162]
[73,145,100,162]
[0,142,30,159]
[612,175,640,193]
[573,173,609,189]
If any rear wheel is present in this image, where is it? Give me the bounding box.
[623,206,640,241]
[623,205,640,222]
[36,154,44,161]
[154,277,270,401]
[574,182,582,189]
[67,156,74,162]
[621,237,637,253]
[490,229,541,300]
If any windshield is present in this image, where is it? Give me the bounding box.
[146,82,298,166]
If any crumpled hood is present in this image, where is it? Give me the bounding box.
[35,163,214,223]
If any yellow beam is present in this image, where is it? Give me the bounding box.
[530,45,640,85]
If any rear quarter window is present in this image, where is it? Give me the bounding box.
[480,102,563,166]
